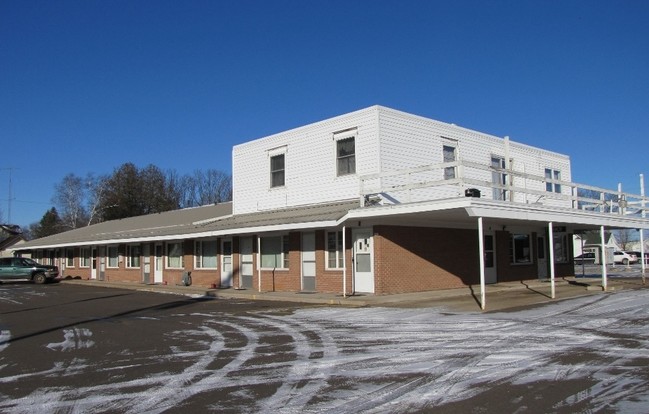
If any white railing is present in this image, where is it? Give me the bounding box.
[359,160,648,218]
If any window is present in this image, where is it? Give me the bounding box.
[326,231,344,269]
[260,235,289,269]
[66,248,75,267]
[108,246,119,268]
[167,242,184,269]
[553,233,569,263]
[270,153,285,188]
[80,247,90,267]
[336,137,356,176]
[443,144,457,180]
[491,156,507,201]
[545,168,562,193]
[195,240,218,269]
[126,244,141,268]
[509,233,531,264]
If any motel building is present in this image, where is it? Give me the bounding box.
[13,106,649,308]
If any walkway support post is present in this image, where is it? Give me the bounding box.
[478,217,486,310]
[641,174,646,284]
[600,225,608,291]
[548,222,556,299]
[342,226,347,298]
[257,236,262,292]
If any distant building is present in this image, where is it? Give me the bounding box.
[0,225,25,257]
[12,106,649,295]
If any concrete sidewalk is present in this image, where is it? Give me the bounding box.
[59,271,649,312]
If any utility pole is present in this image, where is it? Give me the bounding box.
[1,167,17,223]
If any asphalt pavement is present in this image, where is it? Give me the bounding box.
[59,264,649,312]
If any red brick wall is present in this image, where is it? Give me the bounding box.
[373,225,480,294]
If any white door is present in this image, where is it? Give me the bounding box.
[352,228,374,293]
[483,232,497,284]
[537,235,548,279]
[240,237,254,289]
[154,243,163,283]
[301,232,316,291]
[221,239,233,287]
[90,248,97,279]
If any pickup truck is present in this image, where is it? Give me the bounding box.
[0,257,59,284]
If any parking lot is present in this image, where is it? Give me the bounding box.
[2,281,649,413]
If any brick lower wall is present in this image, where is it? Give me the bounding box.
[373,225,480,294]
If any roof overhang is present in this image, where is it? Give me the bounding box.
[340,198,649,232]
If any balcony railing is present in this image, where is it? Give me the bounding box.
[359,159,648,219]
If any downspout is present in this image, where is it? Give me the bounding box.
[478,217,486,310]
[600,225,608,291]
[548,222,555,299]
[342,226,347,298]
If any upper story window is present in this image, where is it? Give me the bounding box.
[442,141,457,180]
[268,146,287,188]
[270,154,285,188]
[545,168,562,193]
[337,137,356,176]
[491,156,507,201]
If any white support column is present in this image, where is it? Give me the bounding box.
[600,225,608,291]
[641,174,646,283]
[257,236,262,292]
[342,226,347,298]
[548,222,556,299]
[478,217,486,310]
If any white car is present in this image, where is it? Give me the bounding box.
[613,251,638,265]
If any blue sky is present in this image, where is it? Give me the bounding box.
[1,0,648,228]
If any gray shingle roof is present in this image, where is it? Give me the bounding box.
[16,200,359,249]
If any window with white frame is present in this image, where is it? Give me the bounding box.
[107,246,119,268]
[443,142,457,180]
[491,156,507,200]
[195,239,218,269]
[80,247,90,267]
[509,233,531,264]
[270,153,285,188]
[326,231,344,269]
[167,242,184,269]
[126,244,141,268]
[545,168,562,193]
[66,248,75,267]
[336,137,356,176]
[260,235,289,269]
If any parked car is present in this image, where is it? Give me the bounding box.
[613,251,638,265]
[628,251,649,265]
[0,257,59,284]
[574,252,596,264]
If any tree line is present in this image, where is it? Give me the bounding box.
[28,163,232,239]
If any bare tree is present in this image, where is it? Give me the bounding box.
[86,173,109,226]
[614,229,637,251]
[52,173,87,230]
[182,169,232,207]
